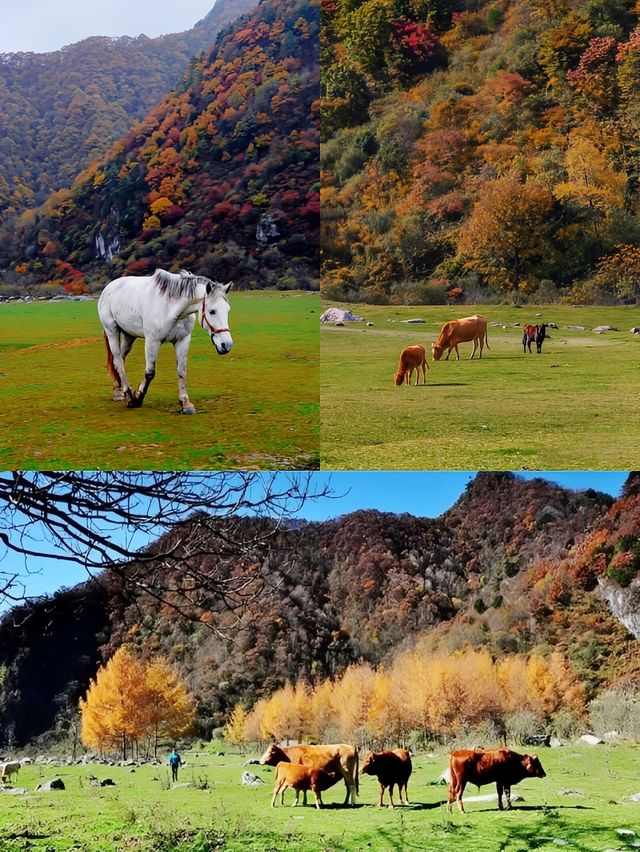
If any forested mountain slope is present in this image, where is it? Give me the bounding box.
[1,472,638,745]
[0,0,253,214]
[2,0,319,290]
[321,0,640,304]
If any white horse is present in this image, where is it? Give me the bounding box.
[98,268,233,413]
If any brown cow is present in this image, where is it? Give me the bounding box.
[394,345,429,386]
[271,760,341,809]
[260,742,359,805]
[362,748,412,808]
[432,315,489,361]
[448,748,546,813]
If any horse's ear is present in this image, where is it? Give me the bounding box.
[224,282,233,294]
[206,282,212,294]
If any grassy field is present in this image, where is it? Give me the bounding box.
[0,744,638,850]
[321,303,640,470]
[0,292,319,470]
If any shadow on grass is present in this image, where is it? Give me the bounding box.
[500,811,625,852]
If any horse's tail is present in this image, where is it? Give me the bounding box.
[104,333,118,381]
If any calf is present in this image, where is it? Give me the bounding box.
[523,323,547,354]
[394,345,429,386]
[448,747,546,813]
[362,749,412,808]
[271,761,341,809]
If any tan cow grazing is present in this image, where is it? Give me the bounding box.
[362,748,412,808]
[394,345,429,386]
[259,742,359,805]
[432,315,489,361]
[271,760,341,809]
[448,748,546,813]
[1,760,21,783]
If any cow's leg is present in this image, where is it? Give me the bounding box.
[477,336,484,358]
[496,782,504,810]
[129,336,160,408]
[173,333,196,414]
[272,781,283,807]
[104,327,134,405]
[504,785,512,810]
[388,783,396,809]
[454,344,460,360]
[470,338,477,359]
[313,788,323,810]
[457,779,466,813]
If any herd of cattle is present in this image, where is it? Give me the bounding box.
[259,743,546,811]
[394,314,549,385]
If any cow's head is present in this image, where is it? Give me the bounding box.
[431,343,443,361]
[394,371,406,386]
[361,751,377,775]
[522,754,546,778]
[259,742,287,766]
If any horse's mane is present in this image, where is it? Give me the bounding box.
[152,269,205,300]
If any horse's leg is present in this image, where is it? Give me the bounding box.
[173,334,196,414]
[104,328,134,404]
[113,333,135,401]
[129,336,160,408]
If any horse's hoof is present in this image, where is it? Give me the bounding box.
[182,404,196,415]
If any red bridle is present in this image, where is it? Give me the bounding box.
[200,296,230,335]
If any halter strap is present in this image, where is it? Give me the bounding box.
[200,296,230,335]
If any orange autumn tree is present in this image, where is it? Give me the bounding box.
[143,657,197,757]
[79,648,196,759]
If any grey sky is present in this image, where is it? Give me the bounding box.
[0,0,219,54]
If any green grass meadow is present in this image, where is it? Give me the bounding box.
[0,744,639,850]
[0,292,319,470]
[321,304,640,470]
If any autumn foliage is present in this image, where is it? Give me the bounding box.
[321,0,640,303]
[239,648,586,746]
[79,648,196,758]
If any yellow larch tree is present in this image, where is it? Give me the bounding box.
[224,703,250,749]
[79,647,153,759]
[143,657,197,756]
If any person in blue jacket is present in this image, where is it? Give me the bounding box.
[168,749,182,782]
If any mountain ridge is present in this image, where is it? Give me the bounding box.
[0,472,637,746]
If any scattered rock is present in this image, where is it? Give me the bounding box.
[101,778,116,786]
[631,327,640,335]
[603,731,620,740]
[564,325,585,331]
[320,308,363,323]
[462,792,524,804]
[549,738,563,748]
[401,318,425,324]
[629,793,640,802]
[548,322,558,329]
[242,771,265,786]
[171,782,194,789]
[579,734,603,746]
[558,789,586,797]
[366,322,373,327]
[616,829,636,837]
[593,325,618,332]
[36,778,65,791]
[243,759,261,766]
[334,321,344,327]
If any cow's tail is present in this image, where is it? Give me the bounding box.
[355,746,359,795]
[485,325,490,350]
[104,333,118,382]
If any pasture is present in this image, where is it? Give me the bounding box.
[0,292,319,470]
[321,304,640,470]
[0,744,638,850]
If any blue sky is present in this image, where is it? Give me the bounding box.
[0,1,220,54]
[0,471,628,606]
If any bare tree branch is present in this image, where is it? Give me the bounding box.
[0,471,334,630]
